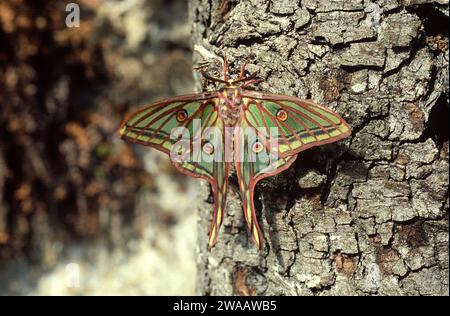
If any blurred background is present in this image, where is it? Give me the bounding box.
[0,0,200,295]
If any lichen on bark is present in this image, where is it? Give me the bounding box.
[190,0,449,295]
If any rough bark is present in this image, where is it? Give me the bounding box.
[191,0,449,295]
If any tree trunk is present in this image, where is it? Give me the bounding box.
[190,0,449,295]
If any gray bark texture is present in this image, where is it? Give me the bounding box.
[190,0,449,295]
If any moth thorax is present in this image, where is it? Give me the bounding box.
[219,88,242,126]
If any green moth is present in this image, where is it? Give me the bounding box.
[119,56,351,250]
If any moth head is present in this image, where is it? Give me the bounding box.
[197,55,263,89]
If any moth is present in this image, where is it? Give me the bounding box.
[119,56,351,250]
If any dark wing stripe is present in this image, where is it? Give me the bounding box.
[152,108,181,136]
[192,104,212,142]
[124,93,216,129]
[271,100,329,134]
[198,106,216,141]
[243,92,345,130]
[182,100,208,131]
[280,100,340,131]
[261,104,305,146]
[244,108,273,150]
[133,102,189,137]
[127,127,170,137]
[254,101,293,152]
[178,161,212,178]
[126,103,167,128]
[130,101,183,130]
[280,104,319,141]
